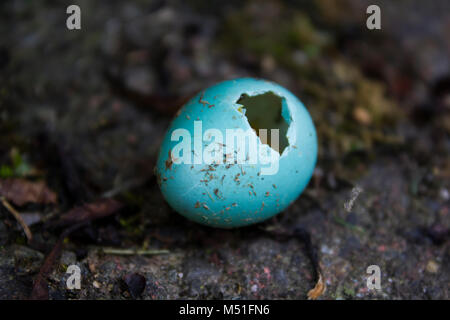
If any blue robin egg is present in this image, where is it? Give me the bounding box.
[155,78,317,228]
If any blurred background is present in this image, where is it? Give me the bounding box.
[0,0,449,299]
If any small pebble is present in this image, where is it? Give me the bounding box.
[439,188,449,201]
[426,260,439,274]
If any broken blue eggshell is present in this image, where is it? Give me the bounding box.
[155,78,317,228]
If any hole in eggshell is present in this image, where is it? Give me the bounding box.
[236,91,290,154]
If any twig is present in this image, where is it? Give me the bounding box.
[292,227,327,300]
[261,226,326,299]
[1,196,32,241]
[99,247,170,256]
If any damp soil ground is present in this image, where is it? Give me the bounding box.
[0,0,449,299]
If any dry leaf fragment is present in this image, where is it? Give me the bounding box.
[0,178,57,206]
[307,273,326,300]
[56,198,123,226]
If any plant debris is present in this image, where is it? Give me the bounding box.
[1,197,33,241]
[0,178,57,206]
[307,273,326,300]
[52,199,123,228]
[99,247,169,256]
[30,199,123,299]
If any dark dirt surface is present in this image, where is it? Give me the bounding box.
[0,0,449,299]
